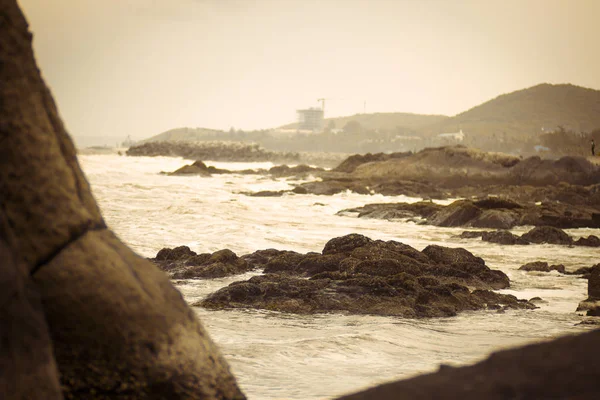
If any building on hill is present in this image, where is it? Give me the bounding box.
[297,108,324,132]
[437,129,465,142]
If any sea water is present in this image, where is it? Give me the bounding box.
[79,154,597,400]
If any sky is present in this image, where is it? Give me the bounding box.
[18,0,600,146]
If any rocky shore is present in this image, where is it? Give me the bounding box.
[151,234,536,318]
[457,225,600,246]
[339,197,600,229]
[126,140,347,167]
[165,160,324,179]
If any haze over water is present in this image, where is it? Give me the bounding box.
[80,154,596,399]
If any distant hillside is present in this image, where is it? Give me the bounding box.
[281,112,449,132]
[137,83,600,155]
[426,83,600,139]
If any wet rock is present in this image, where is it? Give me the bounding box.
[198,235,523,318]
[421,245,485,266]
[427,200,482,227]
[246,190,287,197]
[339,197,600,229]
[482,230,529,245]
[574,235,600,247]
[152,248,253,279]
[520,226,573,245]
[268,164,324,177]
[322,233,374,255]
[156,245,197,261]
[239,249,288,268]
[332,152,412,173]
[519,262,566,274]
[293,180,371,195]
[458,231,486,239]
[471,209,520,229]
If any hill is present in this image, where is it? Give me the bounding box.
[138,127,224,143]
[426,83,600,140]
[136,83,600,156]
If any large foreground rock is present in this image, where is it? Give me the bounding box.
[0,217,63,400]
[335,329,600,400]
[0,1,244,398]
[199,234,534,318]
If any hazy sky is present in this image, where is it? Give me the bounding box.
[18,0,600,144]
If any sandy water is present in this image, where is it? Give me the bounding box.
[80,154,598,399]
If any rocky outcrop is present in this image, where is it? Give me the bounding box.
[341,197,600,229]
[351,146,600,187]
[151,246,253,279]
[519,262,566,274]
[332,152,412,173]
[168,160,230,175]
[481,230,529,245]
[334,329,600,400]
[459,227,599,248]
[128,140,302,164]
[520,226,573,245]
[0,1,244,398]
[198,234,534,318]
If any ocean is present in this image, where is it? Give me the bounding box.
[79,154,597,400]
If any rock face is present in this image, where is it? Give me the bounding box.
[0,1,244,398]
[199,234,534,318]
[168,160,230,176]
[352,146,600,187]
[342,198,600,229]
[520,226,573,245]
[519,262,566,274]
[152,246,253,279]
[0,217,63,400]
[334,329,600,400]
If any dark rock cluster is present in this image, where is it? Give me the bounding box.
[458,226,600,247]
[151,246,253,279]
[342,198,600,229]
[195,234,535,318]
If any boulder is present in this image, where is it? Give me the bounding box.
[152,248,253,279]
[482,230,529,245]
[168,160,230,176]
[427,201,482,227]
[519,262,566,274]
[0,1,244,397]
[574,235,600,247]
[520,226,573,245]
